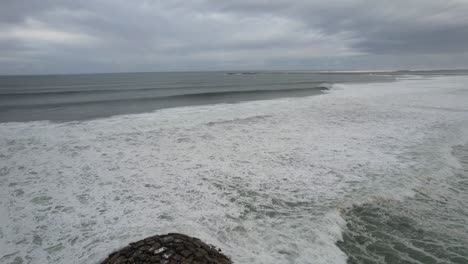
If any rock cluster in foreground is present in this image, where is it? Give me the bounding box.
[100,233,232,264]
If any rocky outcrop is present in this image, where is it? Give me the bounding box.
[100,233,232,264]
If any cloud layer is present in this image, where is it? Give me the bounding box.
[1,0,468,74]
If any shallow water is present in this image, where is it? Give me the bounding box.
[1,74,468,264]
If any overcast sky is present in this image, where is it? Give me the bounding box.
[1,0,468,74]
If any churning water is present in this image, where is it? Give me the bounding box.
[1,72,467,264]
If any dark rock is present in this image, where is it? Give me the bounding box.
[100,233,232,264]
[180,249,192,257]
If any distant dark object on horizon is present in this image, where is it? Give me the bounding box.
[225,72,258,75]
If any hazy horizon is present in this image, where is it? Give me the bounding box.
[2,68,468,77]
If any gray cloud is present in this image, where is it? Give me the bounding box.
[1,0,468,74]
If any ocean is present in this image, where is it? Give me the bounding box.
[0,71,467,264]
[0,71,392,123]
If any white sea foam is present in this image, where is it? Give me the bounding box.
[1,76,468,264]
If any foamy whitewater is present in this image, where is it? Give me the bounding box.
[1,75,468,263]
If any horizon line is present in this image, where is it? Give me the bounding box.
[1,68,468,77]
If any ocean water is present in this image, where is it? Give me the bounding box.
[0,72,468,264]
[0,71,391,122]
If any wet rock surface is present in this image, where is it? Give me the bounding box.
[100,233,232,264]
